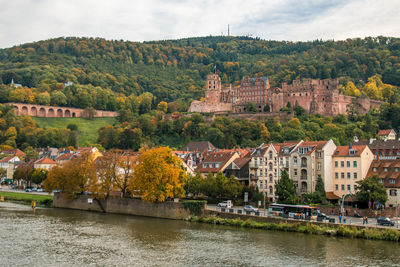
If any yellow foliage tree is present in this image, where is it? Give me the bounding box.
[130,147,187,202]
[288,118,301,129]
[259,123,270,143]
[157,101,168,113]
[344,81,361,97]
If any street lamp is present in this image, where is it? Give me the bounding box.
[367,189,371,209]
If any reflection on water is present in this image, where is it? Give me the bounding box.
[0,202,399,266]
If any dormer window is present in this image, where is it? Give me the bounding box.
[373,167,377,172]
[215,163,220,168]
[349,149,357,155]
[389,179,396,184]
[384,168,388,172]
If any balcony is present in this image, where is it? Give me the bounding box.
[300,175,307,180]
[300,188,308,193]
[301,163,307,168]
[250,174,258,181]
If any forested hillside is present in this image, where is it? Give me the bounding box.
[0,36,400,112]
[0,36,399,151]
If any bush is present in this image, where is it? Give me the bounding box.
[183,200,206,216]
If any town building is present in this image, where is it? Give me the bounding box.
[353,139,400,160]
[34,157,57,170]
[367,159,400,207]
[377,129,397,141]
[196,151,240,177]
[289,140,336,195]
[224,157,251,186]
[332,145,374,197]
[188,73,380,116]
[0,156,22,180]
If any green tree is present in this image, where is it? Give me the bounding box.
[275,170,298,204]
[30,168,48,185]
[24,146,39,162]
[356,175,388,206]
[245,102,257,113]
[185,172,203,197]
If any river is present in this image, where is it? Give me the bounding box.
[0,202,399,267]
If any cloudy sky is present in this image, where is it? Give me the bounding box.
[0,0,399,48]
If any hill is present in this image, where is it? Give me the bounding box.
[0,36,399,112]
[33,117,116,146]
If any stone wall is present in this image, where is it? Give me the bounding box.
[53,193,198,220]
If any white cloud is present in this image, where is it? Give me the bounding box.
[0,0,399,48]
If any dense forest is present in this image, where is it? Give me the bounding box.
[0,36,399,150]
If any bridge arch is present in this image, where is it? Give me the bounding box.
[21,106,28,115]
[39,107,46,117]
[64,109,71,117]
[48,108,55,117]
[31,107,37,116]
[13,106,19,115]
[57,109,63,117]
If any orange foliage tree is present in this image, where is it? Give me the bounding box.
[43,153,96,198]
[130,147,187,202]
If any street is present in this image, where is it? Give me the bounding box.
[206,204,400,229]
[0,187,52,196]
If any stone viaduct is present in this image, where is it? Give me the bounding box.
[6,103,118,118]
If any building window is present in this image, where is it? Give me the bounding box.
[341,161,344,167]
[390,189,398,196]
[354,185,357,191]
[395,168,399,172]
[317,152,321,158]
[353,161,357,168]
[335,161,338,168]
[347,161,350,168]
[379,179,384,184]
[347,185,351,191]
[317,162,321,170]
[335,172,338,179]
[335,184,339,190]
[269,174,273,183]
[269,151,273,160]
[269,163,273,171]
[341,172,344,179]
[354,172,357,179]
[293,157,298,165]
[260,170,263,176]
[384,168,388,172]
[294,169,298,176]
[260,181,263,188]
[347,172,351,179]
[373,167,377,172]
[389,179,396,184]
[215,163,220,168]
[341,185,345,191]
[269,186,273,194]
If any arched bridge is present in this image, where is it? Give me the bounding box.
[6,103,118,118]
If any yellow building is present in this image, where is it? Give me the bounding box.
[332,145,374,197]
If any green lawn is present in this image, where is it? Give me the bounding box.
[33,117,116,146]
[0,191,53,206]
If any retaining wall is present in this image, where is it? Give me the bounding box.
[53,193,194,220]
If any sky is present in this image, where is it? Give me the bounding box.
[0,0,399,48]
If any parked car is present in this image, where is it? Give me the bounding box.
[317,212,330,220]
[243,205,258,213]
[217,200,233,208]
[25,188,32,192]
[31,187,38,192]
[37,188,44,192]
[377,217,395,226]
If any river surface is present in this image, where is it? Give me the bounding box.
[0,202,399,267]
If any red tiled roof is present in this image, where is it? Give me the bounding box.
[2,149,26,157]
[196,151,238,173]
[0,156,15,163]
[35,157,57,165]
[377,129,393,136]
[333,145,367,157]
[233,157,251,168]
[367,159,400,188]
[56,153,74,161]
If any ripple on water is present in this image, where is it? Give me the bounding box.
[0,202,400,267]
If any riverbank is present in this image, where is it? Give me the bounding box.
[0,191,53,207]
[189,215,400,243]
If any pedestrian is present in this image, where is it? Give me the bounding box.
[339,213,342,223]
[362,217,365,225]
[366,217,368,224]
[345,209,348,216]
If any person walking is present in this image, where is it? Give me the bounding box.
[339,213,342,223]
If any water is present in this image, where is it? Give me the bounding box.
[0,202,399,267]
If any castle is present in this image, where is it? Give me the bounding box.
[188,74,381,116]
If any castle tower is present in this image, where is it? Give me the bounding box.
[205,74,222,104]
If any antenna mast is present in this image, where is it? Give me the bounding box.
[228,24,230,36]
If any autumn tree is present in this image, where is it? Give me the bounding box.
[130,147,187,202]
[89,150,120,198]
[115,152,138,198]
[44,153,96,197]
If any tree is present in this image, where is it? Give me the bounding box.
[82,107,96,119]
[24,146,39,162]
[245,102,257,113]
[37,92,51,105]
[50,91,67,106]
[303,176,327,204]
[157,101,168,113]
[89,150,119,198]
[259,123,270,143]
[356,175,388,206]
[185,172,203,197]
[30,168,48,185]
[275,169,298,204]
[115,152,137,198]
[130,147,187,202]
[263,105,270,112]
[13,162,34,188]
[44,153,95,198]
[0,167,6,180]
